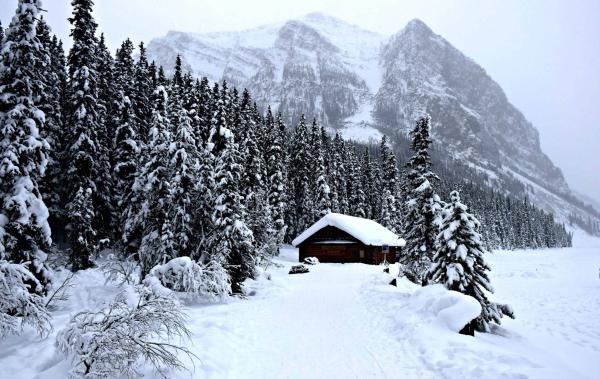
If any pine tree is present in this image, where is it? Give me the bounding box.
[64,0,107,267]
[288,115,313,236]
[172,55,183,87]
[266,112,288,246]
[0,0,53,292]
[93,33,116,241]
[165,69,199,258]
[329,133,347,214]
[401,116,441,284]
[348,149,367,218]
[112,39,140,226]
[134,42,153,138]
[241,100,273,258]
[67,187,97,270]
[208,84,256,294]
[379,135,399,232]
[360,147,376,219]
[35,18,66,228]
[429,191,514,334]
[310,119,331,220]
[124,85,176,274]
[96,34,114,131]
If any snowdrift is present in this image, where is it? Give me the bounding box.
[409,284,482,333]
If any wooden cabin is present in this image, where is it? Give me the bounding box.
[292,213,406,265]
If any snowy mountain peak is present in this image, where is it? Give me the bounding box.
[403,18,433,34]
[276,20,339,52]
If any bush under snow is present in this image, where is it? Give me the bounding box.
[147,257,230,301]
[0,260,52,339]
[56,284,195,378]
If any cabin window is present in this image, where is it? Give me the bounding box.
[359,250,365,259]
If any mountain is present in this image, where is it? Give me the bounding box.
[146,12,598,226]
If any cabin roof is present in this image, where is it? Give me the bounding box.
[292,213,406,247]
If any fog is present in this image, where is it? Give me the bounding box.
[1,0,598,201]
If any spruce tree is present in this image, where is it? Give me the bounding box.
[67,187,97,270]
[208,84,256,294]
[0,0,52,292]
[379,136,399,232]
[429,191,514,334]
[166,69,199,258]
[360,147,376,219]
[348,148,368,218]
[134,42,153,138]
[311,119,331,220]
[329,133,347,214]
[64,0,107,267]
[289,115,313,235]
[266,112,288,245]
[124,85,175,274]
[401,116,442,284]
[112,39,140,226]
[241,100,273,258]
[35,18,65,228]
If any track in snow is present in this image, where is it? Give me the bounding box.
[180,250,432,379]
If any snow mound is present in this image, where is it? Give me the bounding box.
[292,213,406,247]
[411,284,482,332]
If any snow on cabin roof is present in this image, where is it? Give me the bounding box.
[292,213,406,247]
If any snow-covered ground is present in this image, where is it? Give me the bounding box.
[1,234,599,378]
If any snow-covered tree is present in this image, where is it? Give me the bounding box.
[311,119,331,220]
[35,18,65,223]
[112,40,141,229]
[207,83,256,294]
[329,133,347,214]
[360,147,376,219]
[67,187,96,270]
[288,115,313,236]
[401,116,442,284]
[379,135,400,232]
[0,260,52,338]
[347,149,367,218]
[240,100,275,259]
[0,0,53,292]
[266,112,288,246]
[429,191,514,334]
[124,85,175,274]
[134,42,153,137]
[166,74,199,258]
[64,0,112,260]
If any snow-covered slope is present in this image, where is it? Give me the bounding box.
[146,13,598,225]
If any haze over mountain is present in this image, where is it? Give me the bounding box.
[144,12,597,225]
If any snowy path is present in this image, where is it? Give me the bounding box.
[180,252,432,379]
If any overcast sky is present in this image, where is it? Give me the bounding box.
[1,0,599,202]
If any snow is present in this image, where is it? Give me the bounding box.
[409,284,482,332]
[1,240,600,378]
[292,212,406,247]
[337,123,383,144]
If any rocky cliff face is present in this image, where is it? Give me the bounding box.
[146,13,593,220]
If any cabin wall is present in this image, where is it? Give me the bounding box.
[299,242,398,265]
